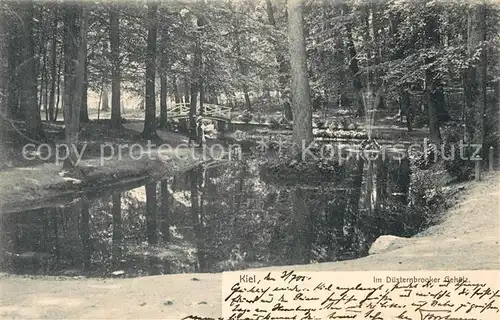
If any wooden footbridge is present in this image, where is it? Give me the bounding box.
[167,103,232,122]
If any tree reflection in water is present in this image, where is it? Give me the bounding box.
[1,154,418,277]
[111,193,122,270]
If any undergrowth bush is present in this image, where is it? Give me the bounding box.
[441,124,474,181]
[241,111,253,123]
[410,124,474,182]
[408,164,448,231]
[269,118,280,129]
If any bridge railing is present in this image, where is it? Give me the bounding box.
[166,103,231,121]
[203,104,231,120]
[168,103,190,118]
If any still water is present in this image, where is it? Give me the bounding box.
[0,155,419,278]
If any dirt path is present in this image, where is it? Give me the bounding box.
[123,122,190,147]
[1,173,499,319]
[123,121,227,148]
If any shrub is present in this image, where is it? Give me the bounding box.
[241,111,253,123]
[269,118,281,129]
[413,114,427,128]
[314,118,327,129]
[441,125,474,181]
[327,120,338,132]
[408,167,447,231]
[340,117,349,130]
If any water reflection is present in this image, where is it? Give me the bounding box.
[0,155,415,277]
[81,200,91,271]
[111,193,122,270]
[145,182,158,245]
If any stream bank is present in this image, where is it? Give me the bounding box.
[0,152,202,214]
[0,122,215,213]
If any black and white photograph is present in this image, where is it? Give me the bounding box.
[0,0,499,319]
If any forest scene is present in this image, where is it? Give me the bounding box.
[0,0,499,318]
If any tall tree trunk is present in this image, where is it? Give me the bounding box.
[159,31,168,129]
[189,30,203,142]
[287,0,313,152]
[332,2,346,109]
[472,4,486,154]
[36,8,47,117]
[370,3,386,111]
[19,1,45,141]
[183,76,190,103]
[265,0,292,121]
[361,3,372,89]
[159,22,170,129]
[110,5,122,129]
[346,24,364,117]
[160,74,167,128]
[189,15,205,143]
[243,88,251,111]
[424,10,442,145]
[230,1,251,112]
[80,59,89,123]
[425,70,441,145]
[145,182,158,245]
[101,38,110,113]
[199,73,204,115]
[39,41,48,121]
[464,3,487,153]
[7,18,21,120]
[0,3,12,161]
[0,5,7,109]
[172,75,180,103]
[63,4,88,168]
[63,3,78,136]
[235,40,251,111]
[43,49,50,122]
[101,83,109,112]
[400,87,412,131]
[54,46,62,122]
[198,37,205,120]
[48,10,57,122]
[141,3,158,141]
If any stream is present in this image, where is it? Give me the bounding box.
[0,148,425,278]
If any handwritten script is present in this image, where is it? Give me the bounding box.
[220,270,499,320]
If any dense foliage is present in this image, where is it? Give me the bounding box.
[1,0,497,127]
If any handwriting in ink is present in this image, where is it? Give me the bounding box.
[221,271,499,320]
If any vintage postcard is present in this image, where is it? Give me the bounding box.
[0,0,498,319]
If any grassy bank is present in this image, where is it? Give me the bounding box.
[0,122,205,213]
